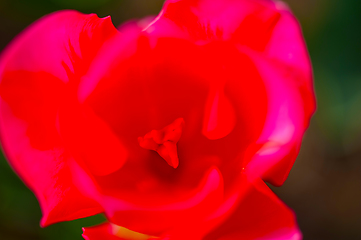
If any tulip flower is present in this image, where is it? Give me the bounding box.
[0,0,315,239]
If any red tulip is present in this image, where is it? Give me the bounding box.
[0,0,315,239]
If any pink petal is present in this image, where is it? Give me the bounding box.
[147,0,281,46]
[82,222,158,240]
[242,2,315,186]
[202,87,236,140]
[241,42,313,186]
[0,10,117,83]
[58,100,129,176]
[0,100,103,227]
[0,10,117,225]
[83,223,120,240]
[204,178,301,240]
[264,3,315,129]
[146,0,315,185]
[71,158,224,236]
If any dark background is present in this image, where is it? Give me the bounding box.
[0,0,360,239]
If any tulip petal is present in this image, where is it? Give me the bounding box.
[204,178,301,240]
[83,223,120,240]
[0,10,117,225]
[147,0,280,46]
[263,3,315,129]
[148,0,315,185]
[202,88,236,140]
[82,176,301,240]
[0,100,103,227]
[58,101,129,176]
[70,158,224,237]
[243,2,315,186]
[82,222,157,240]
[154,0,314,124]
[0,10,117,83]
[241,46,311,186]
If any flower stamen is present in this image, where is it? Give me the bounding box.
[138,118,185,168]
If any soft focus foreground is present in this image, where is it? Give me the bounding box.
[0,0,359,240]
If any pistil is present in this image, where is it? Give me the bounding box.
[138,118,185,168]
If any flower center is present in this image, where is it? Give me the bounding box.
[138,118,185,168]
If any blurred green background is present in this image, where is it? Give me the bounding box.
[0,0,360,239]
